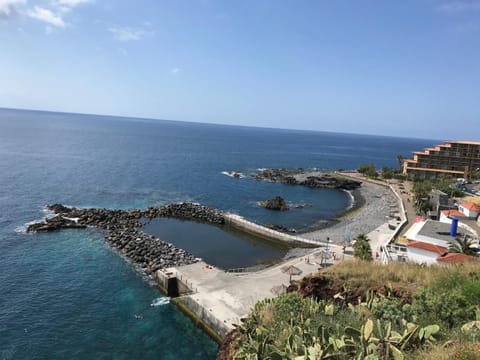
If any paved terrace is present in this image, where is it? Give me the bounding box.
[162,247,345,334]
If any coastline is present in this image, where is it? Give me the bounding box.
[300,176,397,244]
[21,175,401,348]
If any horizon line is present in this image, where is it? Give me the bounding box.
[0,106,444,142]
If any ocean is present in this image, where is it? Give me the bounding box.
[0,108,438,359]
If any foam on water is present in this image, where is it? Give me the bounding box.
[221,170,245,178]
[342,189,356,211]
[150,297,170,307]
[14,207,57,234]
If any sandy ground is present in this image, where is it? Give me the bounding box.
[301,176,399,245]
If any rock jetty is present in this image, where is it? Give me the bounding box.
[27,202,226,276]
[254,168,361,190]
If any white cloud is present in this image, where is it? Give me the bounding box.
[0,0,25,19]
[27,6,66,27]
[54,0,91,13]
[171,68,180,74]
[109,26,146,42]
[438,0,480,13]
[56,0,91,6]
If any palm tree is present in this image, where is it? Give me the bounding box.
[353,234,373,261]
[396,154,404,171]
[448,235,478,256]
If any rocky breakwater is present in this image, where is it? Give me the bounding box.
[254,168,361,190]
[27,202,226,276]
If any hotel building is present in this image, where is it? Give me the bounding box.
[403,141,480,180]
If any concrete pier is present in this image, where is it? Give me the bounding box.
[224,213,320,246]
[156,253,335,339]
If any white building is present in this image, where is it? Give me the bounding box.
[458,202,480,219]
[407,241,447,265]
[398,219,477,265]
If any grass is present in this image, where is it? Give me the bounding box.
[410,341,480,360]
[320,259,480,291]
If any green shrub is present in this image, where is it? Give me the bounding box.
[353,234,373,261]
[411,271,480,328]
[357,163,378,178]
[371,298,404,325]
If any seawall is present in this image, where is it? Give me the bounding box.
[224,213,320,247]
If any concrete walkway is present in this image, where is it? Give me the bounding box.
[164,246,347,333]
[387,179,416,236]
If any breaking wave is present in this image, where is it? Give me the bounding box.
[150,297,170,307]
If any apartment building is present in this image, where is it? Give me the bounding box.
[403,141,480,179]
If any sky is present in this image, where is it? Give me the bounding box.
[1,0,479,139]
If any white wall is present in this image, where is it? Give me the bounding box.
[439,212,451,224]
[407,247,441,265]
[457,204,479,219]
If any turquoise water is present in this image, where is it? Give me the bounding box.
[0,108,439,359]
[1,229,217,359]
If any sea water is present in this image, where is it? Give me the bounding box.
[0,108,439,359]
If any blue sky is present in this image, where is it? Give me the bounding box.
[1,0,479,139]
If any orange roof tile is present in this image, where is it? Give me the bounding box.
[436,253,473,264]
[460,202,480,211]
[408,241,448,255]
[441,209,467,218]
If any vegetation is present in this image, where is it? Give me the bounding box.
[411,177,465,215]
[353,234,373,261]
[357,163,378,178]
[357,163,405,181]
[435,176,465,198]
[230,260,480,360]
[396,155,404,172]
[411,180,432,214]
[380,167,395,180]
[448,236,479,256]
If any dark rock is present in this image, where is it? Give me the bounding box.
[266,223,297,233]
[253,168,361,190]
[259,196,289,211]
[26,201,227,277]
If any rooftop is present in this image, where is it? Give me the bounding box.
[460,202,480,211]
[436,253,473,264]
[441,209,467,218]
[408,241,447,255]
[417,220,471,243]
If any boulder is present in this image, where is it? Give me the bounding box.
[260,196,289,211]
